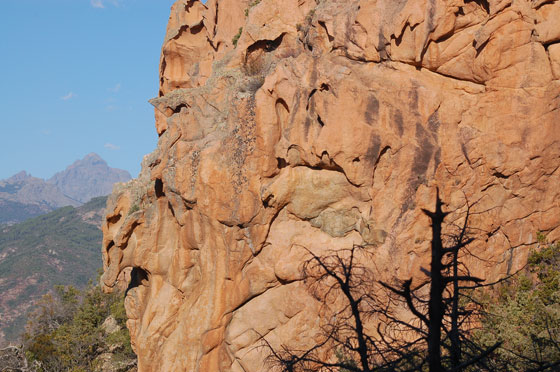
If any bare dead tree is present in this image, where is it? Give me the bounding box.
[263,191,503,372]
[380,191,501,372]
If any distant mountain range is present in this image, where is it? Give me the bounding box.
[0,153,131,225]
[0,196,107,345]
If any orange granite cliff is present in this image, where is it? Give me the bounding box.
[101,0,560,371]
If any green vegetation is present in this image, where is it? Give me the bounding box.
[232,27,243,48]
[244,0,261,17]
[0,200,50,225]
[0,197,106,343]
[23,283,135,372]
[127,203,140,215]
[477,235,560,371]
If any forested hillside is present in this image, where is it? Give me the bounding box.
[0,197,107,344]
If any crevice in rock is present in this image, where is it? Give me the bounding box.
[155,178,165,198]
[544,40,560,52]
[317,114,325,127]
[474,38,490,57]
[104,241,115,264]
[461,143,472,165]
[183,199,195,210]
[167,201,176,219]
[275,98,290,128]
[318,21,334,42]
[276,98,289,113]
[492,171,509,179]
[184,0,195,13]
[366,59,486,88]
[295,162,361,188]
[372,146,391,184]
[534,0,556,10]
[306,89,317,110]
[171,25,189,41]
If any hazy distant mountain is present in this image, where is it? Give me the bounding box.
[0,154,131,225]
[0,172,80,225]
[0,196,107,345]
[48,153,131,203]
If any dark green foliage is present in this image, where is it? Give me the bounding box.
[0,200,52,225]
[23,283,135,372]
[232,27,243,47]
[477,236,560,371]
[127,203,140,215]
[80,196,108,214]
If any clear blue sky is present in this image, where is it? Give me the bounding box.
[0,0,178,179]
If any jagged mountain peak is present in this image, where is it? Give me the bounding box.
[48,153,131,204]
[6,171,32,183]
[0,154,131,225]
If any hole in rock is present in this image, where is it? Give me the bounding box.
[190,23,204,35]
[246,34,284,58]
[277,158,287,169]
[126,267,150,295]
[155,178,165,198]
[107,214,121,225]
[320,83,330,91]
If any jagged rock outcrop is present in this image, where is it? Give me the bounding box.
[101,0,560,371]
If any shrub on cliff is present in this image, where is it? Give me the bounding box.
[476,236,560,371]
[22,282,135,372]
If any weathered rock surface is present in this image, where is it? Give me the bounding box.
[102,0,560,371]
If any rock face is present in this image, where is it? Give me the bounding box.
[101,0,560,371]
